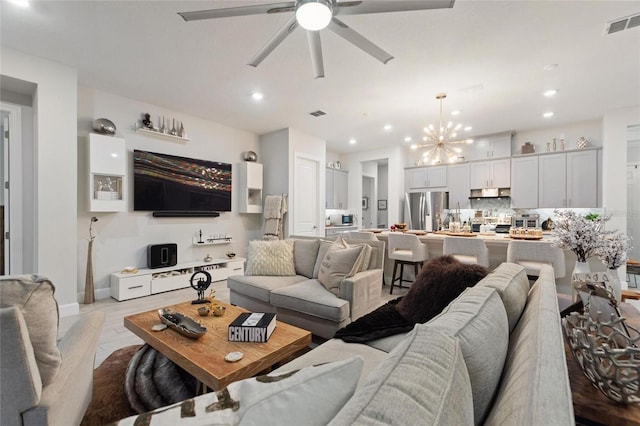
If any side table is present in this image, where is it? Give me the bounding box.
[565,303,640,425]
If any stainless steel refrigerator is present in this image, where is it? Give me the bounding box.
[404,192,449,231]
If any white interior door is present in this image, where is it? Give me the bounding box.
[2,114,8,274]
[293,155,320,236]
[628,164,640,262]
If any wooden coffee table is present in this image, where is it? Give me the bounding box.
[124,300,312,391]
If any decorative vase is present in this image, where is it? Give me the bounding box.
[571,261,591,302]
[84,240,95,304]
[607,268,622,304]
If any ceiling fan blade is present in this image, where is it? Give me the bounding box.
[178,2,295,22]
[327,18,393,64]
[307,31,325,79]
[248,15,298,67]
[335,0,454,15]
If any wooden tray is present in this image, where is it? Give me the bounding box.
[507,234,543,240]
[434,231,477,237]
[405,230,428,236]
[361,229,383,233]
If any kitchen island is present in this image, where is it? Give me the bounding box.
[371,231,590,295]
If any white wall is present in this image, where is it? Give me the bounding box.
[77,87,262,300]
[603,106,640,233]
[1,47,79,311]
[343,146,406,227]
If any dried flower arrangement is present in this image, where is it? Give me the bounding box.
[597,232,633,270]
[551,210,610,262]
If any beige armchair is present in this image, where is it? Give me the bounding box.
[0,275,105,426]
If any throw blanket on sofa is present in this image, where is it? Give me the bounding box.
[334,298,413,343]
[335,255,489,343]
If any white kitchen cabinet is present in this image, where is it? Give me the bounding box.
[539,153,566,208]
[325,225,358,238]
[237,162,263,213]
[110,258,245,301]
[447,163,470,209]
[406,166,447,190]
[567,150,598,207]
[469,158,510,189]
[469,132,512,160]
[538,150,598,208]
[89,133,126,212]
[511,156,539,208]
[326,168,348,209]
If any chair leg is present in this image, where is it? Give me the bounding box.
[390,260,399,294]
[414,263,420,280]
[399,262,405,290]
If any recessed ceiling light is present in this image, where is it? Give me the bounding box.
[349,138,357,145]
[404,137,412,142]
[543,112,555,118]
[383,124,392,131]
[8,0,29,7]
[543,63,559,71]
[543,89,558,97]
[464,126,472,131]
[251,92,264,101]
[451,110,460,116]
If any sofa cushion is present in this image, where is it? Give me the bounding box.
[396,255,489,324]
[118,356,364,426]
[271,279,350,322]
[427,286,509,425]
[290,238,320,278]
[329,326,474,426]
[227,275,308,303]
[0,275,61,386]
[476,262,529,332]
[318,238,367,295]
[313,240,333,279]
[484,278,574,426]
[245,240,296,276]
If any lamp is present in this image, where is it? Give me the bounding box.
[296,0,333,31]
[411,93,473,165]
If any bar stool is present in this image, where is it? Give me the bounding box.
[443,236,490,268]
[388,233,429,294]
[506,240,566,280]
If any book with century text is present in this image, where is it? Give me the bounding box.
[228,312,277,343]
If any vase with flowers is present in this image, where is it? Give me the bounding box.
[596,232,632,303]
[551,210,609,268]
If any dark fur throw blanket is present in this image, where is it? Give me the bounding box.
[335,255,488,343]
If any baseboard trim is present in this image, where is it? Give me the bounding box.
[59,302,79,318]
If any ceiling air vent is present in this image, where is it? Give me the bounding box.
[309,110,326,117]
[605,13,640,34]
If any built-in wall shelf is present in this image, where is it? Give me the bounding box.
[135,127,191,143]
[192,236,233,246]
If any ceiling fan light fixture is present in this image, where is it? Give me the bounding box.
[296,0,333,31]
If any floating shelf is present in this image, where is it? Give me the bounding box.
[192,236,233,246]
[135,127,191,143]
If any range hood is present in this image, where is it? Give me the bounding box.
[469,188,511,199]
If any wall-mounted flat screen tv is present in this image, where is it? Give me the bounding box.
[133,150,232,212]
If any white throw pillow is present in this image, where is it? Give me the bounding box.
[245,240,296,276]
[318,238,366,294]
[116,356,364,426]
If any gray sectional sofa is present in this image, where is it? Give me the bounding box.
[118,261,573,425]
[227,237,386,339]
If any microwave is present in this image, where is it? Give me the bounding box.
[511,214,539,229]
[342,214,354,225]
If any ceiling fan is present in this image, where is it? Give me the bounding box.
[178,0,455,78]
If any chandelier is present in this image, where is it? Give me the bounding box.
[411,93,473,165]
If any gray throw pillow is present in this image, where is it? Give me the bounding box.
[318,238,365,294]
[289,238,320,278]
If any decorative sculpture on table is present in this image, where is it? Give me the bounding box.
[190,270,212,304]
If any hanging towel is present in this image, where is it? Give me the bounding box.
[264,195,283,219]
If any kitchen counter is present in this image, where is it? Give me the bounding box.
[373,231,575,294]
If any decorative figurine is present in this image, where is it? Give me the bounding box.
[198,229,204,244]
[204,253,213,262]
[190,270,212,304]
[142,113,154,129]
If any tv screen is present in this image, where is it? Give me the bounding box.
[133,150,232,212]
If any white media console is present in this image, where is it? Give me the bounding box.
[110,257,245,301]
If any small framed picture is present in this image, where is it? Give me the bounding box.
[362,196,369,210]
[378,199,387,210]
